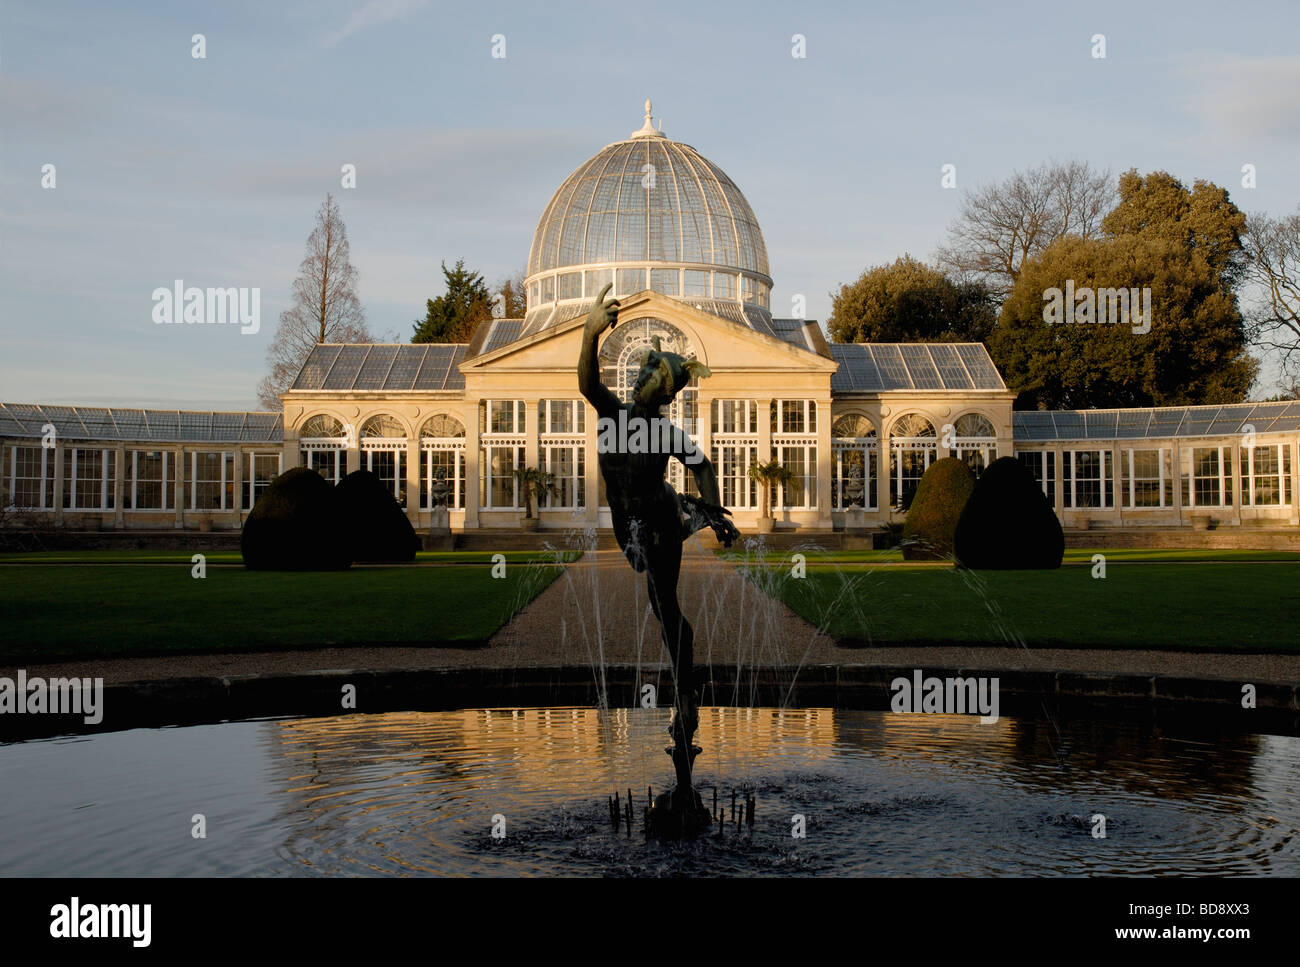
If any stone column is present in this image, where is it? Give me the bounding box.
[1172,441,1184,525]
[816,397,833,529]
[1052,446,1064,516]
[113,446,126,528]
[1231,440,1244,525]
[525,400,540,521]
[464,401,481,529]
[174,448,186,528]
[281,435,298,476]
[231,449,243,525]
[1291,437,1299,526]
[52,445,65,525]
[1112,443,1122,526]
[405,435,421,522]
[694,393,713,501]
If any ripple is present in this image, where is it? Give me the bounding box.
[0,708,1296,876]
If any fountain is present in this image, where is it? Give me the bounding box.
[578,282,741,838]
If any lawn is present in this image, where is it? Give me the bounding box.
[0,549,581,566]
[0,555,568,663]
[734,556,1300,652]
[718,547,1300,566]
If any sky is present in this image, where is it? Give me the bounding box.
[2,0,1298,409]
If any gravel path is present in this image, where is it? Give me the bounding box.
[7,537,1299,686]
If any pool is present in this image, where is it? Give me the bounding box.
[1,707,1295,876]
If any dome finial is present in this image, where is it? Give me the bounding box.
[631,98,663,139]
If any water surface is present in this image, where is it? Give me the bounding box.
[1,707,1295,876]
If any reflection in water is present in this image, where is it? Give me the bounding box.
[0,709,1296,876]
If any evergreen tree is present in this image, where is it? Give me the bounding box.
[828,255,997,344]
[412,260,493,343]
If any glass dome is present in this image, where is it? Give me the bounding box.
[522,101,774,336]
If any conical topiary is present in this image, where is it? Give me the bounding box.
[954,456,1064,569]
[241,466,350,570]
[335,469,420,563]
[901,457,976,561]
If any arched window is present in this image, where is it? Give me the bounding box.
[890,413,936,439]
[950,412,997,475]
[359,415,406,439]
[832,414,876,440]
[420,414,466,510]
[832,413,877,511]
[420,414,465,440]
[889,413,937,511]
[298,414,348,484]
[598,317,701,498]
[953,413,994,437]
[359,414,407,506]
[300,414,345,438]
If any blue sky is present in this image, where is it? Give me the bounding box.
[3,0,1298,408]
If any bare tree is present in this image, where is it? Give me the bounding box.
[1243,207,1300,382]
[494,268,528,319]
[258,194,371,409]
[936,160,1114,297]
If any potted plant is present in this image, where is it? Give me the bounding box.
[748,459,795,535]
[512,466,556,532]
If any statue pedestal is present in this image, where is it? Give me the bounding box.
[423,506,453,551]
[647,785,712,840]
[844,505,868,535]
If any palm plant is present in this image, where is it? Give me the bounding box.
[748,459,795,523]
[512,466,556,519]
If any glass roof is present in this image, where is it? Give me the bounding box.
[528,137,770,282]
[830,344,1006,392]
[289,344,467,392]
[1012,401,1300,441]
[0,403,282,443]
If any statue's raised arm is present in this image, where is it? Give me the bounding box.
[577,282,622,420]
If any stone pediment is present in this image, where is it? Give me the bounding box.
[460,290,836,376]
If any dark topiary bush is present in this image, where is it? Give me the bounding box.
[241,467,350,570]
[335,470,420,563]
[901,457,976,560]
[955,456,1064,569]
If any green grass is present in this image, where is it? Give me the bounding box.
[739,559,1300,652]
[0,561,566,663]
[718,547,1300,566]
[0,549,582,565]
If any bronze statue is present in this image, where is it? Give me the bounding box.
[579,283,739,837]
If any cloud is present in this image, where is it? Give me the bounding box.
[1183,55,1300,144]
[322,0,429,48]
[209,126,593,216]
